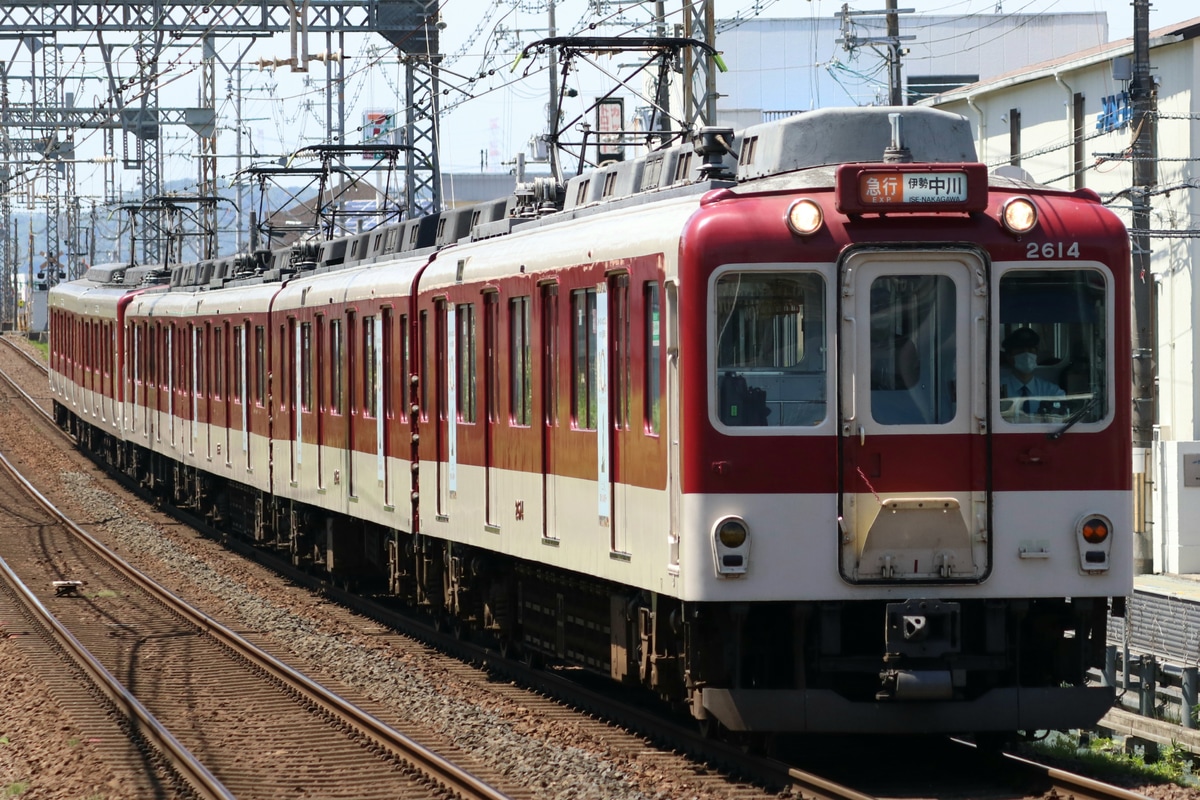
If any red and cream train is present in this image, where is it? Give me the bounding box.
[49,106,1132,736]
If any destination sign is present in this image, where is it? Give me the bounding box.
[834,163,989,214]
[858,172,968,204]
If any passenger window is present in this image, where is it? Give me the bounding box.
[713,271,826,427]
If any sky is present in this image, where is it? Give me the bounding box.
[4,0,1198,261]
[425,0,1199,174]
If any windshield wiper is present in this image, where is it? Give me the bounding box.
[1047,397,1098,440]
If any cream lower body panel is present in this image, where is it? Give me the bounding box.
[677,490,1132,603]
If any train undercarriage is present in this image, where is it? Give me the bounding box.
[64,406,1116,736]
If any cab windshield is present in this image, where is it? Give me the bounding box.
[998,269,1107,425]
[713,271,827,427]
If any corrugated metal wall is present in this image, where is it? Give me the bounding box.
[1109,590,1200,666]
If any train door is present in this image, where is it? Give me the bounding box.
[607,275,631,555]
[288,317,298,485]
[438,300,452,517]
[220,323,231,466]
[302,319,314,485]
[167,323,175,446]
[838,249,990,583]
[316,315,325,490]
[238,324,249,471]
[129,322,140,438]
[346,311,357,498]
[540,285,558,540]
[483,293,498,528]
[663,281,681,571]
[189,323,199,456]
[203,323,212,460]
[374,312,388,506]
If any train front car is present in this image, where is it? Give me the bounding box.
[678,107,1131,735]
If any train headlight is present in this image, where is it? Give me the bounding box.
[1000,197,1038,235]
[786,199,824,236]
[1075,513,1113,573]
[712,516,750,577]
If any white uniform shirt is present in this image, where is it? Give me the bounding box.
[999,370,1065,418]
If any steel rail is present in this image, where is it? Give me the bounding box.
[0,363,514,800]
[0,449,236,800]
[0,335,50,375]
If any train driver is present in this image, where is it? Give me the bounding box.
[999,327,1065,420]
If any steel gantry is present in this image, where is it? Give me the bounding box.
[0,0,442,326]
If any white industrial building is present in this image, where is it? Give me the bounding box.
[714,11,1110,123]
[923,16,1200,575]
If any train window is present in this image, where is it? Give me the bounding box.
[456,303,477,423]
[645,281,661,435]
[149,324,158,385]
[398,313,409,421]
[869,275,957,426]
[611,276,631,429]
[485,295,499,424]
[572,288,598,430]
[282,321,292,413]
[232,326,243,402]
[363,315,377,418]
[165,324,173,391]
[998,269,1107,425]
[214,326,224,399]
[510,296,532,426]
[181,324,190,393]
[301,321,313,412]
[543,285,560,427]
[714,271,826,427]
[330,319,343,414]
[255,326,266,406]
[383,309,395,420]
[420,311,430,420]
[194,325,205,398]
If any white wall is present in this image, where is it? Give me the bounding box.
[715,13,1107,116]
[930,25,1200,574]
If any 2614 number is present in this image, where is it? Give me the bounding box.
[1026,242,1080,259]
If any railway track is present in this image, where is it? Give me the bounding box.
[0,333,52,418]
[0,369,515,799]
[0,334,1162,800]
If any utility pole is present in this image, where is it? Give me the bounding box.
[886,0,902,105]
[838,3,913,106]
[1130,0,1156,574]
[548,0,559,181]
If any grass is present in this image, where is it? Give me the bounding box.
[4,783,27,797]
[1027,732,1197,786]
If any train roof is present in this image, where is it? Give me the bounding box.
[271,251,429,313]
[57,106,995,305]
